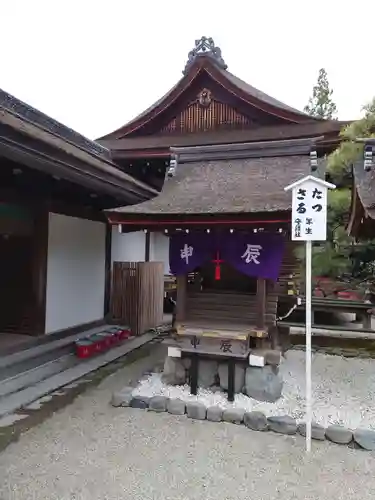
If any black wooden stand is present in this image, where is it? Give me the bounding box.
[182,351,248,402]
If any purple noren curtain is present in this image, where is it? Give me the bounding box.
[169,232,285,281]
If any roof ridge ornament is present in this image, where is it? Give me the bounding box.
[183,36,228,75]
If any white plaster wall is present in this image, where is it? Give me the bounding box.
[151,232,170,274]
[111,228,146,264]
[111,228,170,274]
[45,213,106,334]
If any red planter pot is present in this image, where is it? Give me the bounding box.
[118,328,131,341]
[96,332,112,350]
[106,327,122,343]
[75,339,94,359]
[91,334,106,353]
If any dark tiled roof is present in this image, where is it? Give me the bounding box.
[0,89,110,159]
[111,154,310,216]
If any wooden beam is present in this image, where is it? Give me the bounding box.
[32,205,49,334]
[104,224,112,317]
[256,277,266,330]
[145,231,151,261]
[175,274,187,323]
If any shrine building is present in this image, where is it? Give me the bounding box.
[99,37,347,277]
[101,37,345,327]
[101,37,347,393]
[0,89,156,343]
[0,36,347,357]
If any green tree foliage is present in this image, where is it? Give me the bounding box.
[296,190,352,280]
[304,68,337,119]
[317,97,375,285]
[327,97,375,178]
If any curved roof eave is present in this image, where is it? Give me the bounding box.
[97,57,322,143]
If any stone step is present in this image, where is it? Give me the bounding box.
[0,354,77,398]
[0,332,157,418]
[0,324,117,371]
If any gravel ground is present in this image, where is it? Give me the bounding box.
[134,350,375,429]
[0,346,375,500]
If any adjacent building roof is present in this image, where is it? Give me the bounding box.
[0,88,158,202]
[0,89,109,159]
[352,160,375,219]
[107,138,317,220]
[347,141,375,238]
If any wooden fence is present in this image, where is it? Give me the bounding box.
[110,261,164,336]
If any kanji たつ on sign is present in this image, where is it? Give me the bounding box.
[285,176,336,241]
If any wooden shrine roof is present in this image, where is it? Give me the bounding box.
[0,89,109,159]
[97,37,346,159]
[102,120,346,154]
[106,138,316,219]
[0,88,158,202]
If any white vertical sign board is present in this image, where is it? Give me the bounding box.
[285,175,335,453]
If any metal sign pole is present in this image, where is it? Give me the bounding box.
[305,239,312,452]
[284,173,336,455]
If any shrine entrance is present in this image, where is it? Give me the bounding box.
[198,257,258,294]
[171,230,283,341]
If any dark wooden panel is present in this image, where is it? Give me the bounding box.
[111,261,164,335]
[159,98,255,135]
[32,205,49,334]
[186,290,278,328]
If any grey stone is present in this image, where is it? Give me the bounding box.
[110,387,133,407]
[297,422,326,441]
[149,396,167,412]
[330,348,344,356]
[244,411,268,431]
[245,366,283,403]
[182,358,191,370]
[218,363,245,393]
[358,352,371,359]
[353,429,375,450]
[264,350,282,366]
[186,402,206,420]
[222,408,245,424]
[268,415,297,435]
[198,360,218,388]
[161,356,186,385]
[206,406,223,422]
[325,425,353,444]
[340,349,360,358]
[167,398,186,415]
[130,396,150,409]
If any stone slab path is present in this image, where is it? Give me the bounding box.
[0,345,374,500]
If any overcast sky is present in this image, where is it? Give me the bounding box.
[1,1,374,140]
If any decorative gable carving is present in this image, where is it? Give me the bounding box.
[159,89,257,135]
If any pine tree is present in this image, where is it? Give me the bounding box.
[327,97,375,177]
[304,68,337,119]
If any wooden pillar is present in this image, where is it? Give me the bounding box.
[256,277,266,330]
[175,274,187,324]
[145,231,151,262]
[32,205,49,335]
[103,224,112,318]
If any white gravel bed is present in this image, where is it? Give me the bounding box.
[133,350,375,430]
[1,346,375,500]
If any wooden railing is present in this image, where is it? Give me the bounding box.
[111,261,164,336]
